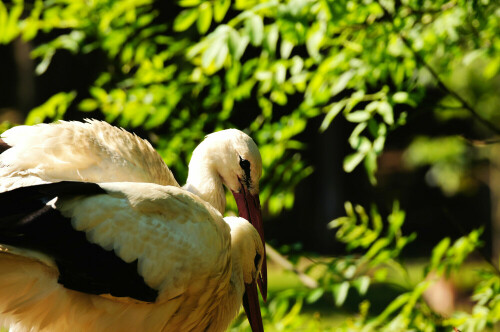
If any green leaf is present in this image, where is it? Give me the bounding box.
[271,90,287,105]
[2,0,22,43]
[346,111,371,123]
[353,276,370,295]
[430,237,451,271]
[365,293,411,329]
[306,288,324,303]
[344,151,366,173]
[214,42,228,69]
[333,281,350,307]
[79,99,99,112]
[364,238,390,261]
[0,2,7,44]
[90,87,108,102]
[280,39,294,59]
[364,150,378,185]
[348,122,368,148]
[202,37,225,68]
[228,29,249,60]
[320,100,346,132]
[484,57,500,79]
[26,91,76,125]
[245,14,263,46]
[290,56,304,75]
[213,0,230,22]
[197,3,212,34]
[264,24,279,54]
[392,91,409,103]
[373,135,385,154]
[377,101,394,125]
[306,22,324,59]
[35,49,55,75]
[178,0,201,6]
[173,8,198,32]
[331,71,354,97]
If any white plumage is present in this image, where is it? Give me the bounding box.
[0,120,266,332]
[0,120,178,191]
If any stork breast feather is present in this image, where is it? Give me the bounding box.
[59,183,231,293]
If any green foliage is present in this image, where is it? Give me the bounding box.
[2,0,498,199]
[25,91,77,125]
[404,135,472,195]
[322,202,416,308]
[446,270,500,332]
[253,202,488,331]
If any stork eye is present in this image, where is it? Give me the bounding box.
[254,252,261,270]
[239,158,250,171]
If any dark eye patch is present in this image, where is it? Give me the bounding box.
[239,157,251,186]
[254,252,261,270]
[239,158,250,171]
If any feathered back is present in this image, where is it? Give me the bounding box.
[0,120,179,191]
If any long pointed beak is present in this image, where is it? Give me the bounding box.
[232,187,267,301]
[243,280,264,332]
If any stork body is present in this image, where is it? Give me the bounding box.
[0,120,266,331]
[0,182,263,332]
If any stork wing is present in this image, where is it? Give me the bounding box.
[0,182,231,303]
[0,120,179,190]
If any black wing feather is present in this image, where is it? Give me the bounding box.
[0,181,159,302]
[0,138,10,153]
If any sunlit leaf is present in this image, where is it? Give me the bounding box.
[280,39,294,59]
[214,0,230,22]
[344,151,366,173]
[333,282,350,307]
[331,71,354,97]
[197,3,212,34]
[79,99,99,112]
[346,111,371,123]
[26,91,76,125]
[320,100,346,132]
[174,8,198,32]
[245,13,263,46]
[353,276,370,295]
[377,101,394,125]
[306,288,324,303]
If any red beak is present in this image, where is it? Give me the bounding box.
[243,280,264,332]
[232,187,267,301]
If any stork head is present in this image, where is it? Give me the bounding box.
[187,129,267,300]
[226,217,264,332]
[199,129,262,196]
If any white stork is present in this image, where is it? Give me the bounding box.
[0,120,267,331]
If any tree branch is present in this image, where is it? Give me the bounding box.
[442,208,500,276]
[460,136,500,146]
[265,243,319,289]
[399,35,500,135]
[376,0,500,136]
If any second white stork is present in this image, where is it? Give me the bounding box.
[0,120,267,297]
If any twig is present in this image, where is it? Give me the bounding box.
[442,208,500,276]
[399,35,500,135]
[265,243,319,289]
[460,135,500,146]
[376,0,500,136]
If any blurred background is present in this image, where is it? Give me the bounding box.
[1,0,500,330]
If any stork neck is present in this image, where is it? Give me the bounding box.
[185,160,226,214]
[208,233,245,332]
